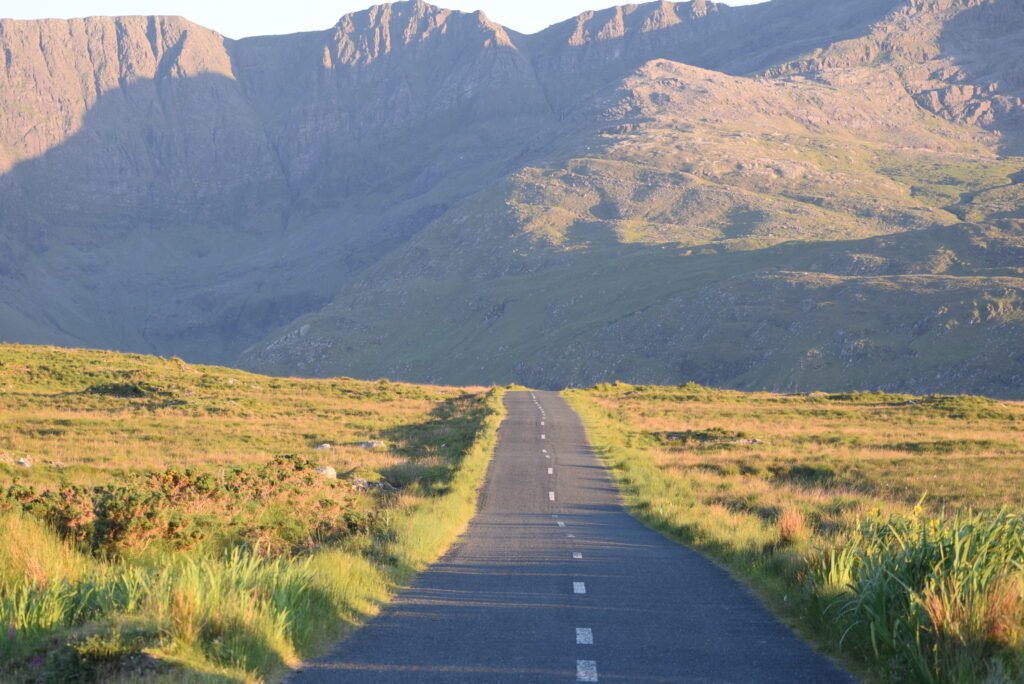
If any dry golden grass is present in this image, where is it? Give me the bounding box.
[0,344,486,489]
[585,385,1024,518]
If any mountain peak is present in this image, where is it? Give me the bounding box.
[328,0,515,65]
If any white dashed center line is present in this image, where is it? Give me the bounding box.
[577,659,598,682]
[567,533,575,538]
[573,582,586,594]
[541,434,546,440]
[557,521,565,527]
[548,467,553,475]
[576,627,594,645]
[573,552,583,559]
[549,491,555,501]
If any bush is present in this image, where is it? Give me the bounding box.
[2,456,362,556]
[86,382,163,398]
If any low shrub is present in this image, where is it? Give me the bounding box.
[2,456,365,556]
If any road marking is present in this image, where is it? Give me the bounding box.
[548,467,553,475]
[576,627,594,645]
[573,582,586,594]
[541,434,546,440]
[541,421,545,426]
[549,491,555,501]
[545,454,550,459]
[577,660,598,682]
[573,552,583,559]
[557,521,565,527]
[567,533,575,538]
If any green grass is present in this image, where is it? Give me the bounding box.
[565,383,1024,683]
[0,345,505,682]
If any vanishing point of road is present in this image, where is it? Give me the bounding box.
[292,391,856,683]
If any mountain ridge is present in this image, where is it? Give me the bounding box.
[1,0,1022,396]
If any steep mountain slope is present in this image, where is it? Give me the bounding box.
[244,38,1024,394]
[0,4,558,362]
[1,0,1022,396]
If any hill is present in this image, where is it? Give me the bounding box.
[0,343,502,681]
[0,0,1022,395]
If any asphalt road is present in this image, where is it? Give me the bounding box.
[292,391,856,683]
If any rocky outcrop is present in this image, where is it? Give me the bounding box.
[771,0,1024,152]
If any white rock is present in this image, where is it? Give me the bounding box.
[315,465,337,479]
[315,443,333,450]
[16,457,32,468]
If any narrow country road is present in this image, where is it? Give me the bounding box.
[292,391,856,683]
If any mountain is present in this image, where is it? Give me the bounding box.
[0,0,1022,396]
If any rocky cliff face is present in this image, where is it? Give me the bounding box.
[1,0,1023,396]
[771,0,1024,152]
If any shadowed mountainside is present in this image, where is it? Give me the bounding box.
[1,0,1022,395]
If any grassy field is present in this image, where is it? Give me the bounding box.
[565,383,1024,684]
[0,344,504,682]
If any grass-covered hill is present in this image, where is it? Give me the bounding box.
[0,344,503,682]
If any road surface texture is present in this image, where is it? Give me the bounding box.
[292,391,856,683]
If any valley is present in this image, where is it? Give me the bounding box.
[1,0,1023,681]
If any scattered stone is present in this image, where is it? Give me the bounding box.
[315,443,333,450]
[16,457,32,468]
[315,465,337,479]
[350,477,397,493]
[359,440,387,450]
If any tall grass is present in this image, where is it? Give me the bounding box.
[0,512,92,591]
[821,509,1024,682]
